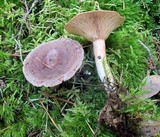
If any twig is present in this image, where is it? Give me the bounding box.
[36,57,53,69]
[24,0,39,16]
[14,20,23,62]
[138,40,157,73]
[24,0,29,13]
[0,126,10,132]
[14,0,39,60]
[122,0,125,10]
[41,92,74,105]
[40,101,60,131]
[85,120,95,135]
[53,97,74,105]
[69,81,99,87]
[138,40,153,58]
[28,98,39,109]
[28,0,39,15]
[24,0,39,31]
[17,23,23,40]
[14,39,23,62]
[10,52,28,57]
[61,95,74,113]
[45,102,49,132]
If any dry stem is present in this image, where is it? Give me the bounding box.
[40,101,60,131]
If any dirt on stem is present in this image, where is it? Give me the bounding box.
[98,81,142,137]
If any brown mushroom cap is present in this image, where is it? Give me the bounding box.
[141,75,160,98]
[23,38,84,87]
[65,10,124,42]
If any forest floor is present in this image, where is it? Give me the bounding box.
[0,0,160,137]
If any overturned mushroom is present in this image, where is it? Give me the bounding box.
[141,75,160,98]
[65,10,124,91]
[23,38,84,87]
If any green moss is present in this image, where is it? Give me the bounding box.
[0,0,159,136]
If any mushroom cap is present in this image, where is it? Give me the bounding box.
[140,120,160,137]
[23,38,84,87]
[141,75,160,98]
[65,10,124,42]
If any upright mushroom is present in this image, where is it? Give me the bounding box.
[65,10,124,91]
[23,38,84,87]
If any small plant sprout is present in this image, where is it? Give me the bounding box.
[23,38,84,87]
[65,10,124,92]
[141,75,160,98]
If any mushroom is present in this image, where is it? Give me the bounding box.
[141,75,160,98]
[65,10,124,91]
[23,38,84,87]
[140,120,160,137]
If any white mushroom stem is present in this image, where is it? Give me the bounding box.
[93,39,114,90]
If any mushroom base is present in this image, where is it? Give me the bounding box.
[98,84,142,137]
